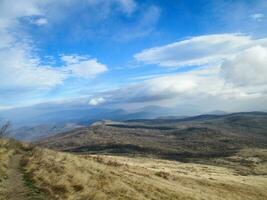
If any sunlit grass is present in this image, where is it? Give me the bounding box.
[24,146,267,200]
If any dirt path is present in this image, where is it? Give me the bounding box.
[6,154,30,200]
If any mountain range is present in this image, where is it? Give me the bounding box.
[0,103,213,141]
[39,112,267,161]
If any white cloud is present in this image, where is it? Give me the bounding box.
[0,0,44,49]
[61,55,108,78]
[0,0,42,20]
[250,13,265,21]
[88,97,106,106]
[93,60,267,111]
[0,105,14,111]
[61,55,87,65]
[0,0,109,96]
[0,46,65,91]
[83,35,260,113]
[0,49,108,93]
[135,34,253,67]
[141,75,197,98]
[1,0,266,113]
[221,46,267,86]
[133,33,267,107]
[67,59,108,78]
[0,1,57,95]
[0,30,13,49]
[32,18,48,26]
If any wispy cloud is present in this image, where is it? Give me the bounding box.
[250,13,265,21]
[0,50,108,92]
[116,0,137,15]
[0,0,114,101]
[0,45,65,91]
[135,34,254,67]
[31,17,48,26]
[116,5,161,41]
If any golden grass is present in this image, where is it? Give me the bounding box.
[1,138,266,200]
[0,139,16,197]
[23,147,267,200]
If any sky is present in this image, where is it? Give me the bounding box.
[0,0,267,113]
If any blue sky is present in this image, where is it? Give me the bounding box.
[0,0,267,112]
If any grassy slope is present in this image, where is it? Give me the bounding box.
[24,146,267,200]
[0,139,46,200]
[3,113,267,199]
[0,139,17,197]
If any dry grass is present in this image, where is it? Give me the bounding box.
[199,148,267,176]
[1,138,267,200]
[0,139,17,197]
[23,147,267,200]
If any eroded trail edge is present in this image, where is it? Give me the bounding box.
[6,154,29,200]
[6,152,45,200]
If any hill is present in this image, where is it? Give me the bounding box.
[39,112,267,161]
[1,139,267,200]
[1,112,267,199]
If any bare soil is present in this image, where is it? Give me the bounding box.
[6,154,29,200]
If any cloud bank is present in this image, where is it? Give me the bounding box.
[89,34,267,111]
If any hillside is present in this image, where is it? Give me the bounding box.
[39,112,267,161]
[1,139,267,200]
[1,112,267,199]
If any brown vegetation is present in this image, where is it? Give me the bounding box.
[21,145,267,200]
[39,113,267,162]
[1,113,267,199]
